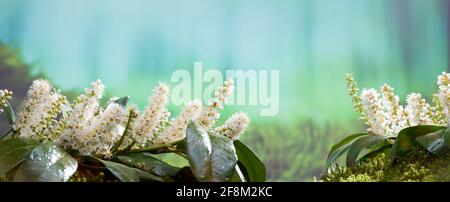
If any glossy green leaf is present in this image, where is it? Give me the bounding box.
[234,140,266,182]
[185,121,212,182]
[390,125,445,164]
[99,159,164,182]
[346,135,389,167]
[117,153,181,178]
[416,128,449,157]
[326,133,369,168]
[0,138,39,175]
[13,141,77,182]
[210,133,238,182]
[445,128,450,147]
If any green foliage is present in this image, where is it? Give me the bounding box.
[324,125,450,182]
[416,128,450,157]
[234,140,266,182]
[185,121,257,182]
[0,50,264,182]
[13,141,77,182]
[346,135,391,167]
[0,138,39,175]
[389,125,445,163]
[322,150,450,182]
[116,153,181,179]
[326,133,369,168]
[209,133,239,182]
[185,121,213,181]
[0,121,264,182]
[97,158,165,182]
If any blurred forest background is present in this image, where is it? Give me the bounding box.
[0,0,449,181]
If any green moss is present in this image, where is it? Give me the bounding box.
[321,149,450,182]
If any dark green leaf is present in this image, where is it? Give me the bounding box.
[185,121,212,182]
[233,140,266,182]
[390,125,445,164]
[0,138,39,175]
[416,129,449,157]
[326,133,369,168]
[117,153,181,178]
[445,128,450,148]
[359,144,392,162]
[230,165,246,182]
[13,141,77,182]
[346,135,389,167]
[210,133,238,182]
[99,158,164,182]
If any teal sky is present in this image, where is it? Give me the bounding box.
[0,0,448,127]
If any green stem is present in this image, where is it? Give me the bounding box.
[123,139,136,151]
[111,112,133,154]
[117,140,182,155]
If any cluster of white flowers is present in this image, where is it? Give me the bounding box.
[3,78,249,158]
[360,88,388,136]
[154,100,202,144]
[194,79,234,130]
[0,89,13,114]
[130,83,170,146]
[56,79,110,156]
[437,72,450,125]
[13,79,67,140]
[346,72,450,136]
[214,112,250,140]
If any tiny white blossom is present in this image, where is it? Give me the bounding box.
[5,77,251,158]
[131,83,169,146]
[0,89,12,114]
[215,112,250,140]
[347,72,450,137]
[437,72,450,125]
[76,103,127,158]
[14,79,67,139]
[360,88,388,135]
[194,78,234,129]
[57,80,105,150]
[85,79,105,99]
[155,100,202,144]
[405,93,432,126]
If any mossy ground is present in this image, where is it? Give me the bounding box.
[321,149,450,182]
